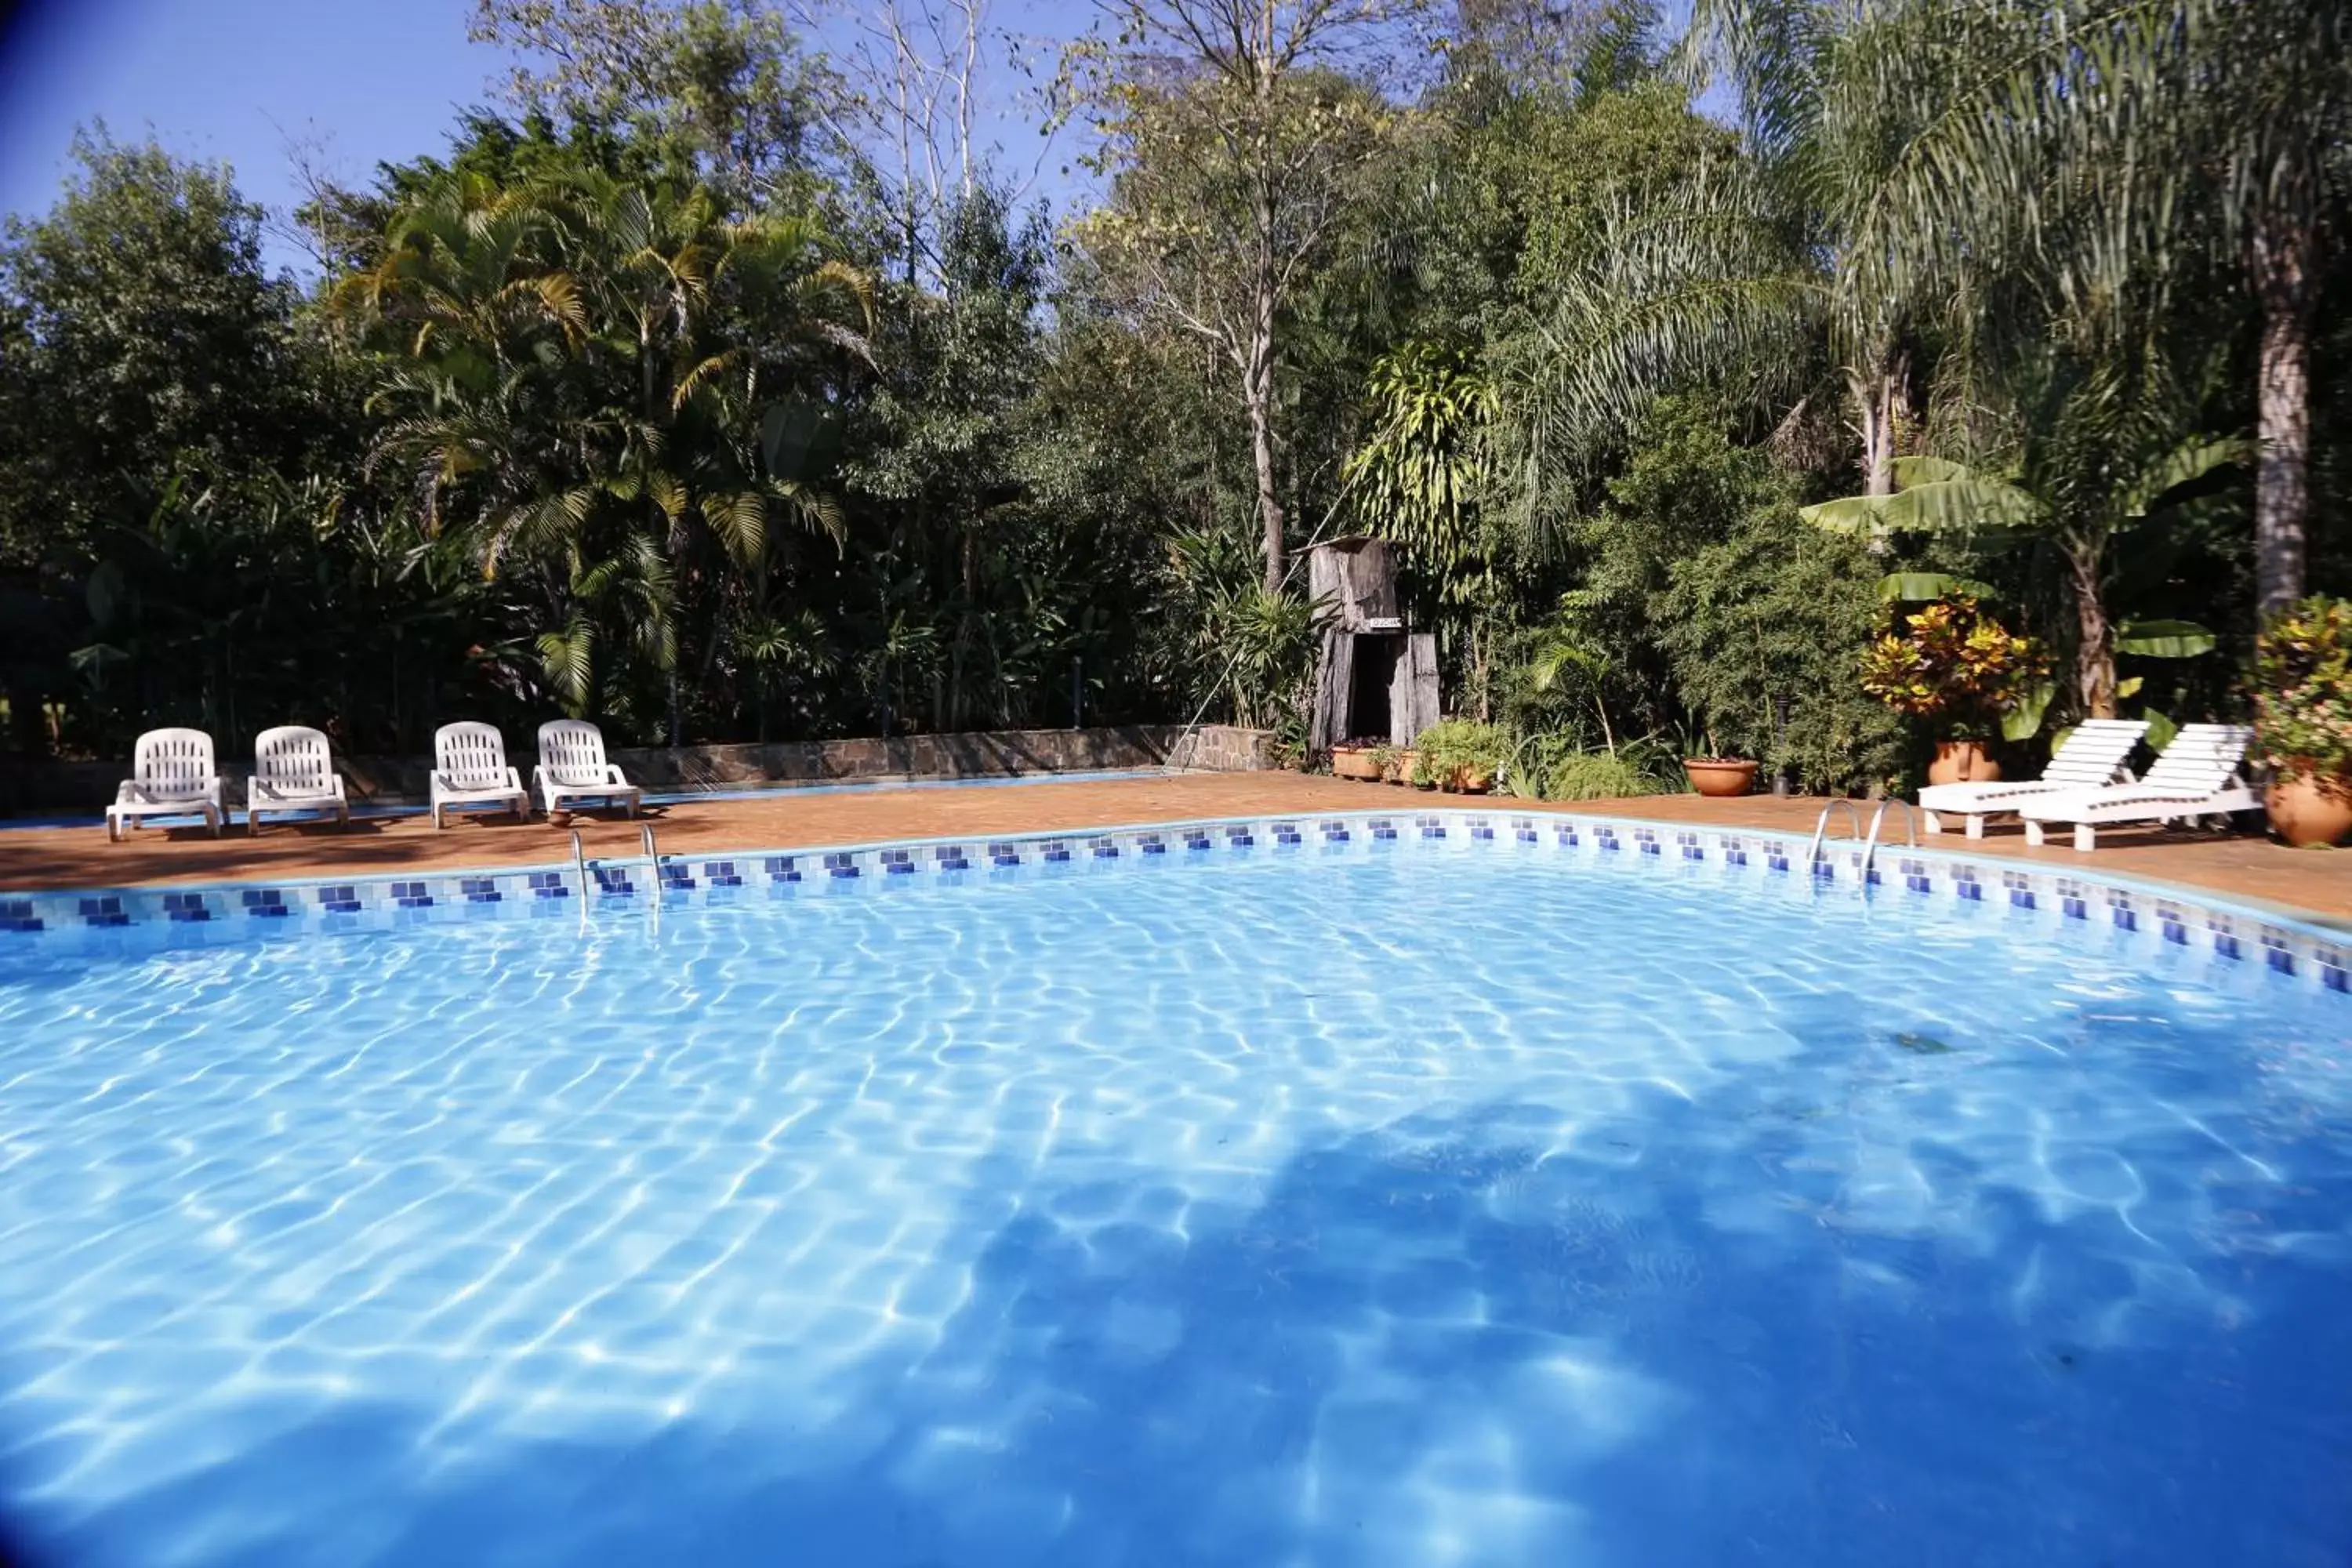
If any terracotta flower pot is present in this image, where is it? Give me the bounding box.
[1389,750,1417,786]
[2266,768,2352,848]
[1330,746,1381,782]
[1927,739,2002,786]
[1683,758,1758,798]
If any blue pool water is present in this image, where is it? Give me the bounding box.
[0,843,2347,1566]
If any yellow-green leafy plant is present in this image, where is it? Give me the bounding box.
[2256,596,2352,783]
[1858,595,2047,739]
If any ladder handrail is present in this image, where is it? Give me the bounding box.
[1806,799,1867,873]
[641,821,663,911]
[1863,797,1919,873]
[571,829,590,902]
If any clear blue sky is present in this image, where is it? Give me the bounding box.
[0,0,499,270]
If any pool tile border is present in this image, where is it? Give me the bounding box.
[2,808,2343,994]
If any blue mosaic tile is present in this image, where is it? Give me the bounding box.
[823,851,860,880]
[1635,829,1660,857]
[460,877,502,905]
[390,880,433,909]
[79,895,129,928]
[527,869,570,900]
[2263,935,2295,975]
[1319,820,1350,843]
[1044,840,1072,863]
[1183,832,1210,852]
[1090,837,1120,859]
[320,884,363,914]
[1678,832,1703,862]
[933,845,972,871]
[1273,821,1302,846]
[2062,895,2087,920]
[989,843,1022,867]
[1468,816,1494,841]
[658,861,695,890]
[1222,827,1253,848]
[1558,826,1579,848]
[1372,818,1399,841]
[1416,815,1446,841]
[2,898,44,933]
[2208,918,2241,960]
[702,860,743,887]
[239,887,292,920]
[592,867,635,895]
[1595,827,1619,853]
[162,891,212,923]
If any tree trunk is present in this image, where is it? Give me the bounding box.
[2252,209,2312,620]
[1853,347,1909,499]
[2067,546,2116,720]
[1245,250,1285,593]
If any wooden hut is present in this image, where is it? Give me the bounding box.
[1305,536,1439,753]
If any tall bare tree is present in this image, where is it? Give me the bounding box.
[1065,0,1429,592]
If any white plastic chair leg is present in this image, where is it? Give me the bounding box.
[1964,814,1986,839]
[2024,820,2047,848]
[2072,823,2097,852]
[1922,811,1943,834]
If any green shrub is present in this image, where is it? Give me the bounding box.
[1410,718,1510,786]
[1505,731,1659,799]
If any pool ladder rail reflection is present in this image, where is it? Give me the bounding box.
[1806,797,1919,883]
[568,822,666,924]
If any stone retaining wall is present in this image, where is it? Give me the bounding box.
[1165,725,1278,772]
[1,726,1178,813]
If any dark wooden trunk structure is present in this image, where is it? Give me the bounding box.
[1306,536,1440,753]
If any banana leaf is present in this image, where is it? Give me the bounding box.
[2114,620,2216,659]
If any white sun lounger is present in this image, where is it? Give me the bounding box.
[2018,723,2258,851]
[105,728,225,841]
[245,725,351,833]
[533,720,642,819]
[430,722,529,829]
[1919,718,2148,837]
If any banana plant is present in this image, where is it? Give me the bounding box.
[1802,437,2248,724]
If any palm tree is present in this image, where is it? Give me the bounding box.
[1845,0,2352,616]
[336,169,872,737]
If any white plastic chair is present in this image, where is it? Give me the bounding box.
[2018,723,2258,851]
[533,720,642,819]
[430,722,529,829]
[105,728,224,840]
[1918,719,2148,838]
[245,725,351,833]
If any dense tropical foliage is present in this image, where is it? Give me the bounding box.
[2,0,2346,793]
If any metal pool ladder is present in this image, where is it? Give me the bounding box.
[1806,797,1920,882]
[641,822,663,912]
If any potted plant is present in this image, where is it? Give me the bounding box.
[1410,720,1509,793]
[1682,752,1759,797]
[1330,738,1383,781]
[2256,595,2352,848]
[1370,744,1410,784]
[1858,594,2046,784]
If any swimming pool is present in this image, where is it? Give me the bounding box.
[1,822,2347,1566]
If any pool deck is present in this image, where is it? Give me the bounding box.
[2,771,2345,925]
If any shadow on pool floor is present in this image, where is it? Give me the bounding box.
[4,1072,2347,1568]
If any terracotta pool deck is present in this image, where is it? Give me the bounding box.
[3,771,2346,927]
